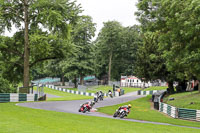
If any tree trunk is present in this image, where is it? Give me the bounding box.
[23,0,30,87]
[108,51,112,85]
[61,75,65,86]
[178,80,187,92]
[80,74,84,85]
[74,76,77,88]
[198,82,200,93]
[168,81,175,94]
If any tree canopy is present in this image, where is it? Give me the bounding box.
[135,0,200,93]
[0,0,81,86]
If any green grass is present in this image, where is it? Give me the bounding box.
[0,103,199,133]
[98,96,200,128]
[45,85,140,94]
[87,85,140,93]
[144,86,167,91]
[36,87,92,101]
[121,87,141,93]
[164,91,200,110]
[63,87,78,91]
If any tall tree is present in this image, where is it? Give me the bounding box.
[117,26,141,77]
[0,0,81,87]
[61,15,96,87]
[136,0,200,93]
[95,21,123,83]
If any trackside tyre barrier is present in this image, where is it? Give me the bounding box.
[159,102,200,122]
[159,102,177,118]
[137,90,163,95]
[0,93,38,103]
[138,90,200,122]
[45,84,110,97]
[197,110,200,122]
[158,94,200,122]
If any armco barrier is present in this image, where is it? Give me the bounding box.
[138,90,200,122]
[178,108,197,121]
[45,84,113,97]
[159,102,177,118]
[0,93,38,103]
[197,110,200,121]
[137,90,161,95]
[159,102,200,122]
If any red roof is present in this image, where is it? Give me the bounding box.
[127,76,138,79]
[121,76,139,80]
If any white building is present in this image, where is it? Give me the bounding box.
[120,76,166,87]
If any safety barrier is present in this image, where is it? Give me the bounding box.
[197,110,200,121]
[159,102,177,118]
[0,93,38,103]
[138,90,200,122]
[159,102,200,122]
[137,90,161,95]
[45,84,110,97]
[45,84,124,97]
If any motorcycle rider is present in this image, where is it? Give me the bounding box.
[79,101,95,112]
[108,90,113,98]
[98,91,104,100]
[117,104,132,114]
[90,101,95,107]
[94,92,98,102]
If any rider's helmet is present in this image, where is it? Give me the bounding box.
[128,104,132,108]
[91,101,95,106]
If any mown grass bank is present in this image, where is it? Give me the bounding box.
[44,85,140,94]
[87,85,141,93]
[144,86,167,91]
[164,91,200,110]
[98,96,200,128]
[0,103,199,133]
[35,87,92,101]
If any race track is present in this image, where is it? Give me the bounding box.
[17,92,200,129]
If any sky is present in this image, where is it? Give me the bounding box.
[76,0,139,38]
[4,0,139,38]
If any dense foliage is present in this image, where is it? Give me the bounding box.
[0,0,81,87]
[135,0,200,93]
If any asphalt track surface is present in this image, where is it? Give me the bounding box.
[17,92,200,130]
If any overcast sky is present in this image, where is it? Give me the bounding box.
[76,0,139,38]
[4,0,139,38]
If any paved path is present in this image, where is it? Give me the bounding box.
[17,92,200,130]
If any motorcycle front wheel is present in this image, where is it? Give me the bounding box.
[113,112,118,117]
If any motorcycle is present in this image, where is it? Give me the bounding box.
[113,108,130,118]
[78,103,91,113]
[98,94,104,101]
[108,92,113,98]
[94,95,98,103]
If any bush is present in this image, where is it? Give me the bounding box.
[0,76,16,93]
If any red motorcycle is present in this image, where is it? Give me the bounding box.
[78,103,91,113]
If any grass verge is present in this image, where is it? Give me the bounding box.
[0,103,199,133]
[87,85,140,94]
[144,86,167,91]
[35,87,92,101]
[164,91,200,110]
[98,96,200,128]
